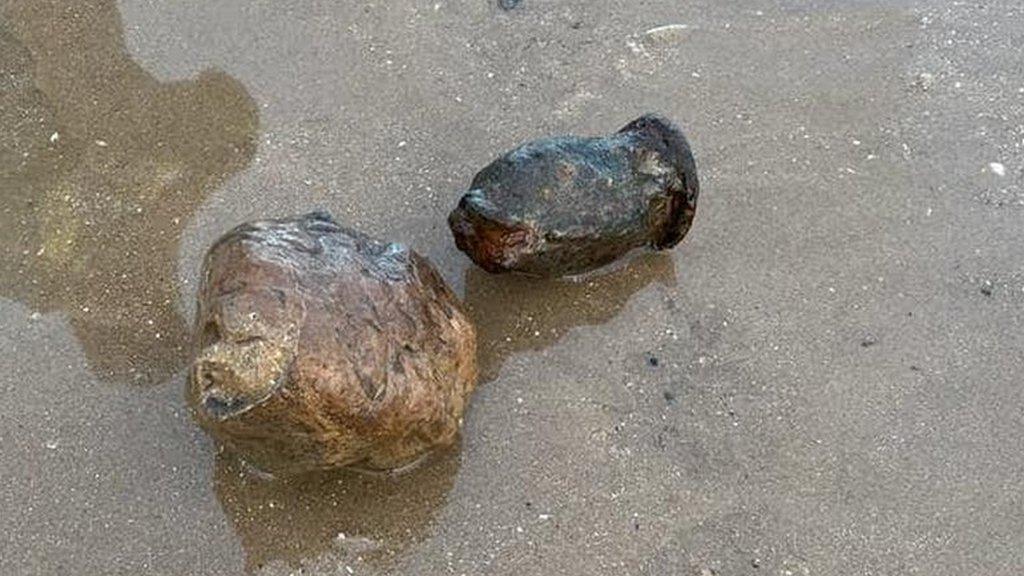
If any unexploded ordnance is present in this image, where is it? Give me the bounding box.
[448,114,699,276]
[187,211,477,475]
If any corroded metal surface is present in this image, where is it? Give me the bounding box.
[449,114,700,276]
[187,211,477,475]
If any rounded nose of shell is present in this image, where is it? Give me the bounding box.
[193,358,245,420]
[190,338,290,421]
[193,353,270,421]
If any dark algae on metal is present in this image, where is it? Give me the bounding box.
[448,114,700,277]
[187,211,477,475]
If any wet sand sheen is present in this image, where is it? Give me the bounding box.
[3,0,1024,574]
[0,4,679,572]
[0,0,257,385]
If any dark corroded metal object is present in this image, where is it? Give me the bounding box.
[448,114,699,276]
[187,211,477,475]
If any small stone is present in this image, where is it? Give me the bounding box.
[989,162,1006,177]
[498,0,520,9]
[915,72,935,91]
[643,24,691,44]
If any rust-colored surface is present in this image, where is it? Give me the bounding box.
[188,211,477,475]
[448,114,700,277]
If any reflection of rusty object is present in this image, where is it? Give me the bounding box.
[214,448,458,572]
[188,212,477,475]
[449,114,700,277]
[464,253,676,383]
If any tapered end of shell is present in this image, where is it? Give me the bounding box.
[448,189,540,274]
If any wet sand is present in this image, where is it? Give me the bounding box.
[2,0,1022,574]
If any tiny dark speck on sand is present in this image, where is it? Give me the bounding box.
[980,286,993,297]
[860,338,878,348]
[663,391,676,404]
[648,356,659,367]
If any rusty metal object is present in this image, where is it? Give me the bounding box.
[187,211,477,475]
[448,114,699,276]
